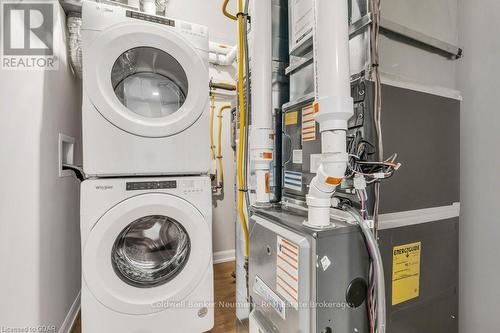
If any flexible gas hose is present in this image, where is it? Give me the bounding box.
[242,0,251,210]
[209,93,216,161]
[217,105,232,188]
[343,204,386,333]
[236,0,249,258]
[221,0,249,258]
[222,0,237,21]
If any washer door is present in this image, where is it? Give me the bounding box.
[85,22,207,138]
[83,193,211,315]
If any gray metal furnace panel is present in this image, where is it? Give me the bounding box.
[316,230,370,333]
[282,95,317,199]
[249,214,314,333]
[282,78,374,204]
[378,217,459,333]
[379,85,460,213]
[249,208,370,333]
[282,82,460,215]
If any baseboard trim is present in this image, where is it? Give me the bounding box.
[59,291,81,333]
[213,249,236,264]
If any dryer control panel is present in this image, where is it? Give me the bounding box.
[126,10,175,27]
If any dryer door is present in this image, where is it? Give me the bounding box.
[85,22,208,138]
[83,193,211,315]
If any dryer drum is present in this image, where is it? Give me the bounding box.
[111,215,191,288]
[111,46,189,119]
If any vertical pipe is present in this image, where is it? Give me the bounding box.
[250,0,273,128]
[312,0,353,132]
[306,0,354,227]
[250,0,274,206]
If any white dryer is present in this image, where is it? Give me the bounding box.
[82,1,210,176]
[80,176,214,333]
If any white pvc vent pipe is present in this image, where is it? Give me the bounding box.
[209,43,237,66]
[142,0,155,14]
[249,0,273,206]
[306,0,354,227]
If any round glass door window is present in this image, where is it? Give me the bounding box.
[111,215,191,288]
[111,47,189,118]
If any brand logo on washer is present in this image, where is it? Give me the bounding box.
[95,185,113,190]
[1,1,58,70]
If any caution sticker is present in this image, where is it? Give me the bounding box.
[392,242,421,305]
[276,236,299,310]
[285,111,298,125]
[302,104,316,142]
[253,276,286,319]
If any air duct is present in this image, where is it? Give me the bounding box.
[306,0,354,227]
[67,14,82,78]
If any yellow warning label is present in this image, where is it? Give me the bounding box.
[392,242,421,305]
[285,111,298,125]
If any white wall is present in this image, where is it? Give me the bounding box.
[457,0,500,331]
[167,0,238,259]
[0,2,81,332]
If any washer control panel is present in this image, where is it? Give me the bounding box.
[126,10,176,27]
[126,181,177,191]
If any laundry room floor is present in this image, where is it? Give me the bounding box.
[70,261,248,333]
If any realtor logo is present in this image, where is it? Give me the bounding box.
[1,1,58,70]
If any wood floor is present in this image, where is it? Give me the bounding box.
[71,261,248,333]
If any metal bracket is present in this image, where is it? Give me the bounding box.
[349,13,373,39]
[380,18,463,59]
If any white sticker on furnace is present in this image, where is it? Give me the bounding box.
[276,236,299,310]
[253,276,286,319]
[292,149,303,164]
[320,255,331,271]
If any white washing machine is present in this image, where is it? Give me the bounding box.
[82,1,210,177]
[80,176,214,333]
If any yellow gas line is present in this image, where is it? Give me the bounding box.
[222,0,249,258]
[217,105,232,189]
[222,0,237,21]
[209,93,216,161]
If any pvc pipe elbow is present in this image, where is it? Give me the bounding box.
[306,176,335,227]
[208,45,237,66]
[209,42,232,55]
[305,157,348,227]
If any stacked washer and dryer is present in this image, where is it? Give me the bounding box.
[80,2,213,332]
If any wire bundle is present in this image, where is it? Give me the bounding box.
[369,0,383,329]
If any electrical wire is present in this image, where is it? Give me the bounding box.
[344,204,386,333]
[370,0,383,237]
